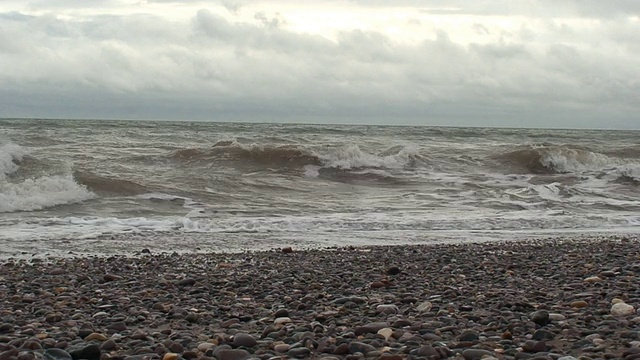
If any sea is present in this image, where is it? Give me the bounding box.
[1,118,639,257]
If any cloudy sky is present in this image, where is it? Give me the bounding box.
[0,1,638,129]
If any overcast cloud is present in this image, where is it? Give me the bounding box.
[0,0,638,128]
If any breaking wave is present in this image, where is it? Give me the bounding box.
[0,142,27,179]
[497,144,621,174]
[171,140,428,178]
[0,175,96,213]
[0,142,96,212]
[615,166,640,186]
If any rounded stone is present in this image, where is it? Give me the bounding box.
[213,349,250,360]
[287,348,310,358]
[612,302,635,316]
[68,344,101,360]
[386,267,401,275]
[461,349,494,360]
[232,333,256,348]
[44,349,72,360]
[348,341,376,355]
[273,309,289,318]
[197,343,215,352]
[162,353,179,360]
[458,329,480,342]
[530,310,550,326]
[274,317,292,326]
[377,328,393,341]
[570,300,589,308]
[100,339,117,351]
[273,344,290,353]
[84,333,108,342]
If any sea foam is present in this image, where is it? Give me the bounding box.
[0,175,96,212]
[0,143,27,179]
[0,142,95,212]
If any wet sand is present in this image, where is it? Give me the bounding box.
[1,236,640,360]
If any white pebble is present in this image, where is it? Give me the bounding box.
[611,302,635,316]
[274,317,292,325]
[377,327,393,340]
[416,301,432,313]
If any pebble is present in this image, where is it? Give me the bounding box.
[287,347,311,358]
[461,349,495,360]
[213,349,250,360]
[375,305,398,314]
[84,333,108,342]
[530,310,550,326]
[570,300,589,308]
[100,339,117,351]
[68,344,101,360]
[347,342,376,355]
[44,349,72,360]
[273,343,290,353]
[377,328,393,341]
[386,267,401,275]
[416,301,432,313]
[231,333,256,348]
[611,302,635,316]
[354,322,388,336]
[272,309,289,318]
[458,329,480,342]
[1,238,640,360]
[162,353,179,360]
[197,343,216,352]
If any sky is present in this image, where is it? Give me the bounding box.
[0,1,638,129]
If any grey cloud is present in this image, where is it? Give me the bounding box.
[0,7,638,129]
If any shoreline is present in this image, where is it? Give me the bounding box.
[2,236,640,360]
[3,230,640,260]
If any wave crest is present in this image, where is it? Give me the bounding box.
[0,143,27,179]
[171,141,428,176]
[497,145,615,174]
[0,175,96,213]
[1,142,96,212]
[172,141,322,167]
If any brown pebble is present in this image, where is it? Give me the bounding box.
[162,353,179,360]
[571,300,589,308]
[84,333,108,342]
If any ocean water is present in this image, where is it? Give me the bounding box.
[1,119,639,257]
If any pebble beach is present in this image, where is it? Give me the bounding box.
[2,236,640,360]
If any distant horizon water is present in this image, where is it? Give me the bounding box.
[2,117,638,132]
[1,118,639,257]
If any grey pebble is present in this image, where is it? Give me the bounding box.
[212,349,250,360]
[347,341,376,355]
[461,349,495,360]
[43,349,72,360]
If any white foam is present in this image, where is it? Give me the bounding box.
[319,144,423,170]
[0,143,27,179]
[0,175,96,212]
[540,147,622,174]
[617,164,640,182]
[303,165,321,178]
